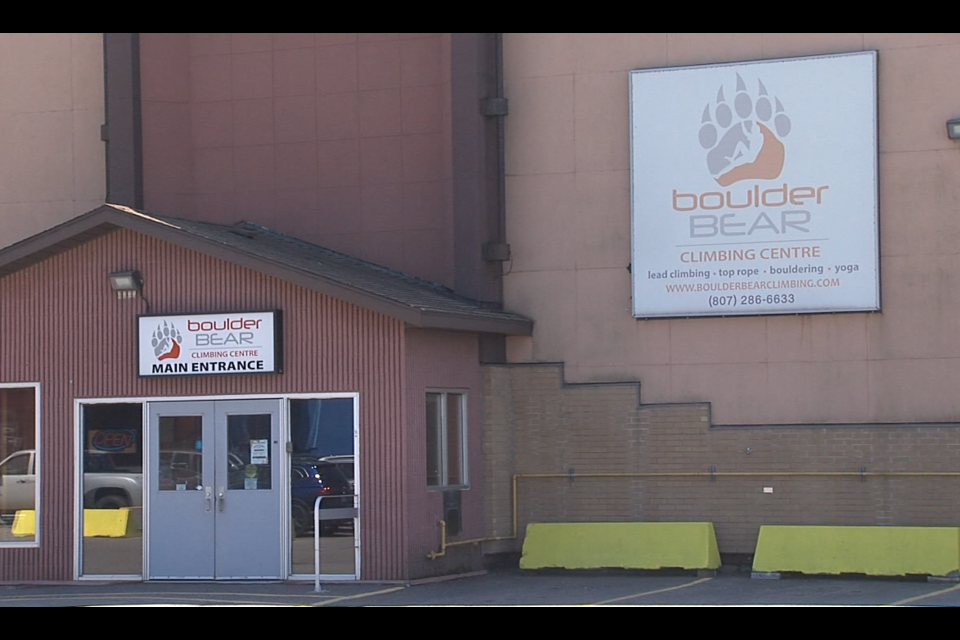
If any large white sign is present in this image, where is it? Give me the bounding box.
[138,311,281,377]
[629,52,878,318]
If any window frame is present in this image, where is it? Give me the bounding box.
[425,389,468,490]
[0,382,41,548]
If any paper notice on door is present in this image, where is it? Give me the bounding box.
[250,439,269,464]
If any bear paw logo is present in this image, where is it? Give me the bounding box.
[698,74,791,186]
[151,321,182,360]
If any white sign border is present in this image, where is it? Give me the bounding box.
[629,51,880,319]
[137,309,284,378]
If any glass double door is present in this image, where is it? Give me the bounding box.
[147,400,281,579]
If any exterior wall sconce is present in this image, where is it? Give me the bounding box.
[947,118,960,140]
[108,269,142,299]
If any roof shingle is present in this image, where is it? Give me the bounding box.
[0,204,533,335]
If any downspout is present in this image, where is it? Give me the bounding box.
[481,33,511,269]
[495,33,507,253]
[101,33,143,210]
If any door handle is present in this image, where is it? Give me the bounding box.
[204,486,212,512]
[217,487,225,512]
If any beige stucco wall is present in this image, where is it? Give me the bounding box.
[502,33,960,425]
[0,33,105,248]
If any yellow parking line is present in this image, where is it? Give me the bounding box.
[590,576,714,605]
[311,585,407,606]
[886,582,960,606]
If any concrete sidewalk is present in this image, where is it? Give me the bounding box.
[2,569,959,606]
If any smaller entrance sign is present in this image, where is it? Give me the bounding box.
[138,311,282,377]
[250,440,269,465]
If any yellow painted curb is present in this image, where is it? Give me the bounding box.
[753,525,960,577]
[520,522,721,570]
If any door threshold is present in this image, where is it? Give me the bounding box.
[146,579,285,583]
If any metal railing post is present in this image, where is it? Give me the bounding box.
[314,495,324,593]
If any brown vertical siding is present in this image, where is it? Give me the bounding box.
[404,329,483,578]
[0,228,406,581]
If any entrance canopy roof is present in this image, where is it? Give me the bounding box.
[0,204,533,336]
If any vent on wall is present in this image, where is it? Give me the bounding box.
[443,489,462,537]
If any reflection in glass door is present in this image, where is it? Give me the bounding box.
[289,398,358,578]
[80,403,144,576]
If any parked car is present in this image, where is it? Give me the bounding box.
[0,449,143,512]
[157,450,247,491]
[320,455,355,492]
[290,457,353,537]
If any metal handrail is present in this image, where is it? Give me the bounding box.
[313,493,359,593]
[313,495,325,593]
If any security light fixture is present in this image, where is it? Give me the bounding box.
[108,269,142,299]
[947,118,960,140]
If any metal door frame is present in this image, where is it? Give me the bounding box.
[74,392,360,582]
[213,398,284,579]
[145,398,284,580]
[146,400,217,579]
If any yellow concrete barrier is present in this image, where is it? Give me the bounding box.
[753,525,960,578]
[12,508,141,538]
[83,508,140,538]
[11,510,36,537]
[11,508,141,538]
[520,522,721,571]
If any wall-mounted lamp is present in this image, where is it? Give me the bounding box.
[947,118,960,140]
[107,269,142,299]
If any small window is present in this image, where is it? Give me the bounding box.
[0,385,39,545]
[426,391,467,488]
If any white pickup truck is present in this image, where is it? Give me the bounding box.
[0,449,143,512]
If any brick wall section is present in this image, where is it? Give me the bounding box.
[483,363,960,557]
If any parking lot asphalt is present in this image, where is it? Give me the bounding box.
[1,568,959,606]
